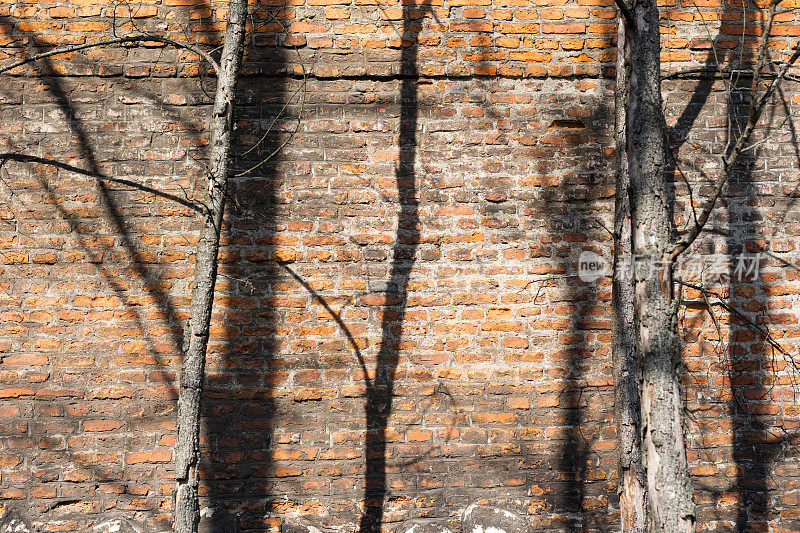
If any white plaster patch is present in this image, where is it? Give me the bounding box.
[498,510,518,521]
[91,516,146,533]
[471,525,507,533]
[92,518,125,533]
[462,503,479,520]
[5,519,30,533]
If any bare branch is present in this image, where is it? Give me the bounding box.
[677,280,788,356]
[234,10,308,177]
[0,35,220,76]
[662,67,728,80]
[674,158,699,230]
[662,67,800,81]
[0,152,203,212]
[742,113,793,152]
[237,82,304,158]
[668,0,790,261]
[680,279,800,399]
[690,0,724,74]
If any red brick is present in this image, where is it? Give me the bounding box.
[125,450,171,464]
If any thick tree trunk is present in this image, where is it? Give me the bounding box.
[173,2,248,532]
[613,15,648,533]
[624,0,695,531]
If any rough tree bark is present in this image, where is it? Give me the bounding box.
[612,12,648,533]
[612,0,791,529]
[615,0,696,529]
[173,1,248,532]
[624,0,696,526]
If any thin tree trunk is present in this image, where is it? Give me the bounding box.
[173,2,248,532]
[625,0,695,530]
[613,14,648,533]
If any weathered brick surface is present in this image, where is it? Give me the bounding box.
[2,0,800,532]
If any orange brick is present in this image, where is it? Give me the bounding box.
[125,450,171,464]
[2,253,28,264]
[561,38,584,49]
[407,428,433,441]
[473,412,516,424]
[540,8,564,19]
[495,35,520,47]
[463,8,486,18]
[541,22,585,33]
[326,7,350,19]
[13,6,36,17]
[65,21,110,32]
[450,20,493,31]
[275,466,303,477]
[49,6,75,17]
[0,455,21,466]
[507,397,530,409]
[509,51,551,62]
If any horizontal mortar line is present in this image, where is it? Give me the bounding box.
[242,71,618,83]
[7,70,788,83]
[1,71,618,83]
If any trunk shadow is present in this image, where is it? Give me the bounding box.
[358,5,422,531]
[199,31,290,529]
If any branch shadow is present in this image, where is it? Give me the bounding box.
[358,4,424,531]
[0,8,222,529]
[724,67,798,533]
[524,96,613,531]
[666,4,800,527]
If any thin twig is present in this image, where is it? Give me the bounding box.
[741,113,793,152]
[0,35,220,76]
[233,10,307,177]
[668,0,790,262]
[677,280,788,356]
[238,82,304,158]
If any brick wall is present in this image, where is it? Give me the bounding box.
[2,0,800,531]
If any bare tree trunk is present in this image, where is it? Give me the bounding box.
[173,2,248,532]
[624,0,695,530]
[613,14,648,533]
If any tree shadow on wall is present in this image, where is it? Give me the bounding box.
[208,4,426,529]
[0,20,213,530]
[524,97,614,531]
[197,17,293,531]
[0,3,295,530]
[662,5,800,528]
[358,4,424,532]
[0,14,193,371]
[723,72,800,533]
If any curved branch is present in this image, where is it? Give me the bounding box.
[0,153,203,212]
[0,35,220,76]
[279,264,372,389]
[668,0,792,262]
